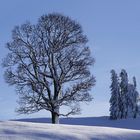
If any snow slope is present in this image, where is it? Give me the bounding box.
[0,121,140,140]
[16,116,140,130]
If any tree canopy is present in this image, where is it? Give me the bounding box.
[3,13,95,123]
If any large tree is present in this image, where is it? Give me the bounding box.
[2,13,95,124]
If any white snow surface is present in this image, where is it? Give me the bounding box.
[0,117,140,140]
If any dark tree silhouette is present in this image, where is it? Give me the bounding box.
[2,13,95,124]
[109,70,120,120]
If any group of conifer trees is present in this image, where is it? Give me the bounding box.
[109,69,139,120]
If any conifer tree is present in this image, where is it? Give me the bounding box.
[127,83,135,117]
[126,77,139,118]
[109,69,140,120]
[132,77,139,118]
[109,70,120,120]
[120,69,129,119]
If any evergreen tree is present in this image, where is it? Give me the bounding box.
[109,70,120,120]
[120,69,129,119]
[109,69,140,120]
[127,83,135,118]
[126,77,139,118]
[132,77,139,118]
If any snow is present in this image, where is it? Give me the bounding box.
[16,116,140,130]
[0,117,139,140]
[0,120,140,140]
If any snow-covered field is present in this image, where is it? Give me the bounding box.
[16,116,140,130]
[0,117,140,140]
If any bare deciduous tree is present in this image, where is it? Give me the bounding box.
[3,13,95,124]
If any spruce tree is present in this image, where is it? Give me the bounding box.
[109,70,120,120]
[127,83,135,118]
[126,77,139,118]
[109,69,140,120]
[120,69,129,119]
[132,77,139,118]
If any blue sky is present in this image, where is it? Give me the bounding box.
[0,0,140,120]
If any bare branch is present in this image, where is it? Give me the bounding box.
[3,13,95,122]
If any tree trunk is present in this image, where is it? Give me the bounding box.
[51,112,59,124]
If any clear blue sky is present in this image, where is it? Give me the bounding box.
[0,0,140,120]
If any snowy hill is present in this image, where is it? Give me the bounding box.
[0,117,140,140]
[16,116,140,130]
[0,120,140,140]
